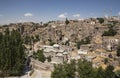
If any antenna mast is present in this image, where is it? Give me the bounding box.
[110,9,112,18]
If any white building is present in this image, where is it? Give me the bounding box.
[78,49,88,55]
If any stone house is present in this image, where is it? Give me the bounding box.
[43,44,69,64]
[43,48,57,57]
[80,44,93,51]
[102,36,120,51]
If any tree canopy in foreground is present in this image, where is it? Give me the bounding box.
[51,60,116,78]
[0,28,25,76]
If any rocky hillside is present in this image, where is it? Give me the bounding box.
[0,17,120,46]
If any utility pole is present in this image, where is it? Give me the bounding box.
[104,9,108,19]
[110,9,112,18]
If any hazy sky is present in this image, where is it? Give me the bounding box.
[0,0,120,25]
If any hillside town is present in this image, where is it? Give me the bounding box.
[0,16,120,78]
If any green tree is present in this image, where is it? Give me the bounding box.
[97,18,104,24]
[115,70,120,78]
[38,50,46,62]
[51,59,115,78]
[47,56,51,62]
[77,60,94,78]
[95,67,105,78]
[65,40,70,46]
[104,58,109,64]
[33,50,46,62]
[104,65,115,78]
[102,28,117,36]
[65,18,69,25]
[51,64,65,78]
[77,41,81,49]
[117,45,120,57]
[51,60,76,78]
[63,60,76,78]
[0,29,25,76]
[35,35,40,42]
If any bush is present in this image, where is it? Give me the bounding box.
[102,28,117,36]
[32,50,46,62]
[104,58,109,64]
[47,56,51,62]
[65,18,69,25]
[117,45,120,57]
[97,18,104,24]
